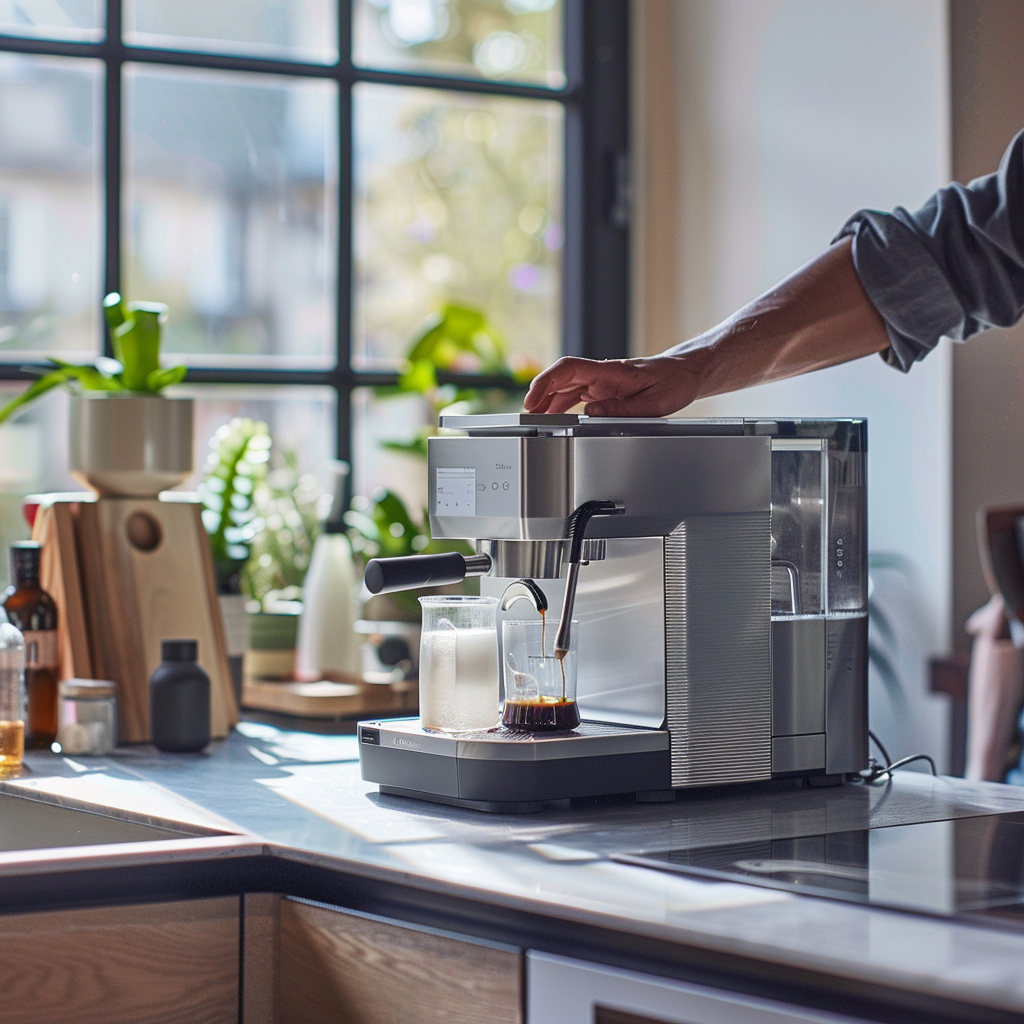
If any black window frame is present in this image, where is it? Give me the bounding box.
[0,0,630,470]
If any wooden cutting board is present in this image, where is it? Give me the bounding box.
[69,497,237,742]
[241,677,415,719]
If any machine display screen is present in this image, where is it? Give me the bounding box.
[617,812,1024,922]
[435,467,477,515]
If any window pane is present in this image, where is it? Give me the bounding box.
[181,384,336,492]
[0,55,102,361]
[0,385,74,494]
[0,386,74,589]
[0,0,102,43]
[124,0,338,64]
[124,66,338,368]
[353,0,564,88]
[353,83,562,370]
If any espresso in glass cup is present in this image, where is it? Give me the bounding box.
[501,618,580,731]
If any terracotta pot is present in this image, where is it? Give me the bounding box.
[69,394,193,497]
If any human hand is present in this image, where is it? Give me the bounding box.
[523,354,705,417]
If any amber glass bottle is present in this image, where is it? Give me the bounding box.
[3,543,58,748]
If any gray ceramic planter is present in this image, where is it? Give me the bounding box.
[69,393,193,497]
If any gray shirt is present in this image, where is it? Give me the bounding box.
[836,129,1024,372]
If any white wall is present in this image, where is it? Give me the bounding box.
[636,0,952,769]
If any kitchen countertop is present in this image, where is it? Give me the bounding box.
[7,723,1024,1022]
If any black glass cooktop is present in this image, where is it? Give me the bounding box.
[616,812,1024,924]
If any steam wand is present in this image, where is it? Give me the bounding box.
[554,500,625,660]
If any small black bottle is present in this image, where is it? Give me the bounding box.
[150,639,211,753]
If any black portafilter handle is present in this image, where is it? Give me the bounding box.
[363,551,492,596]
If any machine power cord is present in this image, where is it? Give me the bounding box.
[868,729,892,767]
[858,730,937,783]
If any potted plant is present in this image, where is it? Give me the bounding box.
[375,301,540,461]
[345,488,474,622]
[0,292,190,497]
[348,303,536,621]
[198,417,272,695]
[242,449,324,677]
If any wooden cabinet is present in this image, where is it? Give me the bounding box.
[0,897,240,1024]
[275,897,523,1024]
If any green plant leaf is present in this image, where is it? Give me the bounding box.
[381,437,430,459]
[114,302,167,391]
[398,358,437,394]
[342,509,381,545]
[145,364,187,391]
[102,292,127,334]
[199,418,271,592]
[406,302,507,374]
[370,490,420,557]
[0,368,75,426]
[49,360,124,391]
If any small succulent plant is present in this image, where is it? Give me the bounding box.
[0,292,187,426]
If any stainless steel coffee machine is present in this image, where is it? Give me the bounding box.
[358,414,867,811]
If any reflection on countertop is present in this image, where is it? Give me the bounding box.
[8,722,1024,1015]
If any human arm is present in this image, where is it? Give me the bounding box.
[526,128,1024,417]
[524,236,889,416]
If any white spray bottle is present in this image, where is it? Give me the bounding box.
[295,461,360,681]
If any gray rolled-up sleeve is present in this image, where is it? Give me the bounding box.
[835,128,1024,371]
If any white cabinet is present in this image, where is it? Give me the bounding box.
[527,952,879,1024]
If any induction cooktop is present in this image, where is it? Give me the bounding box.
[615,811,1024,925]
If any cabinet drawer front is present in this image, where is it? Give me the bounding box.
[528,952,879,1024]
[0,896,239,1024]
[279,898,522,1024]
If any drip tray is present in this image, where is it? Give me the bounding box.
[615,812,1024,924]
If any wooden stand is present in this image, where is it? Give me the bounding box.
[32,496,238,742]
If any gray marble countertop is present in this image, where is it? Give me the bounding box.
[8,722,1024,1018]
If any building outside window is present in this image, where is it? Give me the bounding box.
[0,0,627,581]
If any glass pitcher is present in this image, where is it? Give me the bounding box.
[418,596,499,733]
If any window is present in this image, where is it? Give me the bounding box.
[0,0,628,502]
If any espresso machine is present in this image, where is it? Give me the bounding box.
[358,414,867,811]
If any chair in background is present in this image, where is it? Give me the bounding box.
[968,506,1024,781]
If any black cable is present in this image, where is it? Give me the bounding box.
[858,750,938,784]
[884,753,938,776]
[868,729,891,767]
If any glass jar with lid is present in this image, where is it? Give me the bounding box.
[57,679,117,755]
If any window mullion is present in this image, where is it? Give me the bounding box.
[335,2,353,470]
[102,0,124,358]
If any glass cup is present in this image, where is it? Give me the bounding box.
[501,618,580,731]
[418,596,499,733]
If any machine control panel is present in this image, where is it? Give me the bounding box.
[430,437,522,519]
